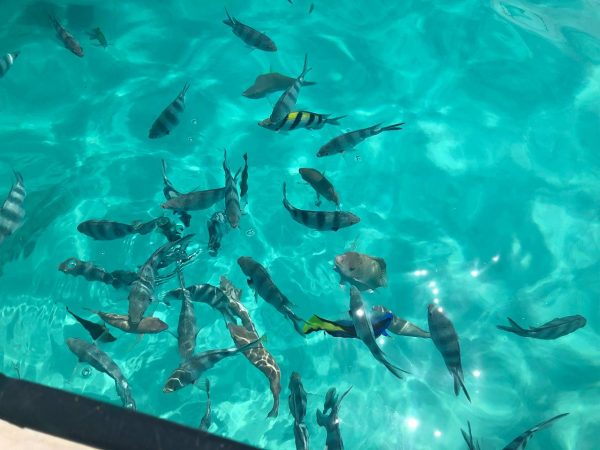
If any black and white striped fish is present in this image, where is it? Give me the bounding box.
[317,122,404,157]
[77,218,158,240]
[502,413,569,450]
[268,55,311,124]
[176,269,198,360]
[0,172,26,245]
[240,153,249,206]
[165,283,238,324]
[0,51,20,78]
[223,149,242,228]
[49,16,83,57]
[282,183,359,231]
[149,83,190,139]
[260,111,345,132]
[58,257,137,290]
[207,211,227,257]
[223,9,277,52]
[427,304,470,402]
[66,307,116,343]
[161,159,192,227]
[460,421,481,450]
[497,315,586,340]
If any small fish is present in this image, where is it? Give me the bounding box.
[497,315,586,340]
[0,51,20,78]
[166,283,238,324]
[317,122,404,157]
[289,372,309,450]
[58,258,139,290]
[334,251,387,291]
[460,421,481,450]
[223,149,242,228]
[0,172,26,245]
[149,83,190,139]
[223,8,277,52]
[49,16,83,57]
[260,111,345,132]
[268,55,311,124]
[502,413,569,450]
[243,72,316,99]
[207,211,227,257]
[316,386,352,450]
[66,338,135,409]
[240,153,249,206]
[283,183,360,231]
[90,310,168,334]
[350,286,408,379]
[303,312,392,339]
[428,304,470,402]
[76,219,158,240]
[161,187,226,212]
[176,269,198,360]
[66,307,116,343]
[87,27,108,48]
[156,217,183,242]
[299,168,340,207]
[160,159,192,227]
[163,336,265,393]
[372,306,430,338]
[199,379,212,431]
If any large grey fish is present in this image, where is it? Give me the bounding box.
[0,51,20,78]
[219,276,256,332]
[372,306,430,338]
[240,153,249,206]
[237,256,305,336]
[299,167,340,207]
[242,71,315,99]
[266,55,310,124]
[289,372,309,450]
[166,283,238,323]
[161,159,192,227]
[66,338,135,409]
[316,386,352,450]
[260,111,345,132]
[161,187,226,212]
[199,379,212,431]
[497,315,586,340]
[223,9,277,52]
[149,83,190,139]
[428,304,470,402]
[283,183,360,232]
[0,172,26,245]
[228,323,281,418]
[207,211,227,257]
[335,251,387,291]
[49,15,83,57]
[460,421,481,450]
[223,149,242,228]
[176,269,198,359]
[317,122,404,157]
[163,335,265,393]
[89,310,168,334]
[349,286,408,379]
[66,307,116,343]
[502,413,569,450]
[77,218,158,240]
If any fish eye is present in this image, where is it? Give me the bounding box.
[66,259,78,269]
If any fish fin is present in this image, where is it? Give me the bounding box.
[497,317,528,336]
[300,54,311,78]
[453,370,471,402]
[223,8,235,27]
[326,115,347,126]
[379,122,405,133]
[528,413,569,434]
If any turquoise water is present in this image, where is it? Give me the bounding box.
[1,0,599,449]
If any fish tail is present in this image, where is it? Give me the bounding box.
[529,413,569,434]
[13,171,23,185]
[223,8,235,27]
[453,370,471,402]
[379,122,405,133]
[326,115,347,126]
[179,82,190,99]
[290,315,306,337]
[497,317,527,336]
[300,53,312,78]
[282,182,291,209]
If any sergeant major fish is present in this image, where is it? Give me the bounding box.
[299,168,340,207]
[166,283,238,324]
[176,269,198,359]
[58,257,138,290]
[289,372,309,450]
[260,111,345,132]
[66,307,116,343]
[199,379,212,431]
[265,55,311,125]
[207,211,227,257]
[497,315,586,340]
[317,122,404,157]
[372,305,430,338]
[223,149,242,228]
[162,187,226,212]
[0,51,20,78]
[156,217,182,242]
[502,413,569,450]
[49,16,83,57]
[316,386,352,450]
[77,218,159,240]
[149,83,190,139]
[335,251,387,291]
[223,9,277,52]
[0,172,26,245]
[243,71,315,99]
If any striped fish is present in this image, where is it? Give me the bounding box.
[176,269,198,360]
[260,111,345,132]
[299,168,340,207]
[199,379,212,431]
[149,83,190,139]
[427,304,471,402]
[90,310,168,334]
[223,9,277,52]
[317,122,405,157]
[207,211,227,257]
[223,149,242,228]
[59,257,114,285]
[268,55,311,124]
[161,186,226,212]
[282,183,359,231]
[497,315,586,340]
[240,153,249,204]
[49,16,83,57]
[165,283,238,323]
[161,159,192,227]
[502,413,569,450]
[0,51,20,78]
[77,218,158,240]
[0,172,26,245]
[372,306,430,338]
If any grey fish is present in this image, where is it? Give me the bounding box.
[58,257,138,290]
[199,379,212,431]
[166,283,238,324]
[299,167,340,207]
[176,269,198,359]
[163,335,265,393]
[49,15,83,57]
[149,83,190,139]
[89,310,168,334]
[261,111,344,132]
[0,51,20,78]
[317,122,404,157]
[283,183,359,231]
[219,276,256,332]
[243,72,316,99]
[427,304,470,402]
[237,256,305,336]
[66,307,116,343]
[289,372,309,450]
[161,187,226,212]
[160,159,192,227]
[372,305,430,338]
[316,386,352,450]
[497,315,586,340]
[66,338,135,409]
[0,172,26,245]
[76,218,158,240]
[349,286,409,379]
[228,323,281,418]
[502,413,569,450]
[267,55,311,124]
[223,149,242,228]
[223,8,277,52]
[335,251,387,291]
[460,421,481,450]
[207,211,227,257]
[240,153,249,205]
[154,233,197,270]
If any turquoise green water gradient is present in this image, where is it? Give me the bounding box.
[1,0,599,449]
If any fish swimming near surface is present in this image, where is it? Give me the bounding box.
[87,27,108,48]
[289,372,309,450]
[0,172,26,246]
[166,283,238,324]
[160,159,192,227]
[237,256,305,336]
[161,187,226,212]
[149,83,190,139]
[349,286,409,379]
[303,312,392,339]
[299,168,340,207]
[242,71,316,99]
[265,55,311,125]
[66,307,116,343]
[260,111,345,132]
[223,149,242,228]
[207,211,227,257]
[49,16,83,57]
[163,335,266,393]
[199,379,212,431]
[89,310,168,334]
[240,153,249,207]
[501,413,569,450]
[316,386,352,450]
[372,305,430,338]
[66,338,135,409]
[223,8,277,52]
[497,315,586,340]
[58,257,138,290]
[0,51,20,78]
[176,269,198,360]
[317,122,404,157]
[228,323,281,418]
[77,218,158,240]
[334,251,387,291]
[283,183,360,231]
[428,304,470,402]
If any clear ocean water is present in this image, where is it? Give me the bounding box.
[1,0,599,449]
